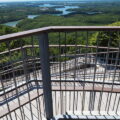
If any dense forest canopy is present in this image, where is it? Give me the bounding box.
[0,24,19,35]
[1,0,120,24]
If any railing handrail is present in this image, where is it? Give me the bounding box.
[1,26,120,120]
[0,45,119,55]
[1,26,120,42]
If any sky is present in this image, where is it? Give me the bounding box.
[0,0,73,2]
[0,0,56,2]
[0,0,94,2]
[0,0,118,2]
[0,0,40,2]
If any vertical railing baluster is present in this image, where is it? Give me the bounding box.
[38,32,53,120]
[21,41,34,120]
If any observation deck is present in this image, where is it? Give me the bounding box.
[0,26,120,120]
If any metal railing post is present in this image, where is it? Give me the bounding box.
[38,32,53,120]
[22,48,29,81]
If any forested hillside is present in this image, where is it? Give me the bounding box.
[1,20,120,64]
[17,14,120,30]
[0,25,19,35]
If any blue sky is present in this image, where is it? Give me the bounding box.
[0,0,118,2]
[0,0,39,2]
[0,0,53,2]
[0,0,76,1]
[0,0,78,2]
[0,0,93,2]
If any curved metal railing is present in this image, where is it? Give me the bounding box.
[0,26,120,120]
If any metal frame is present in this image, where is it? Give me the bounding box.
[0,26,120,120]
[38,33,53,119]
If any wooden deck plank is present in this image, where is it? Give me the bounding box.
[0,89,43,118]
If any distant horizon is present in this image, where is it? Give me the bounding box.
[0,0,61,3]
[0,0,51,3]
[0,0,85,2]
[0,0,119,3]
